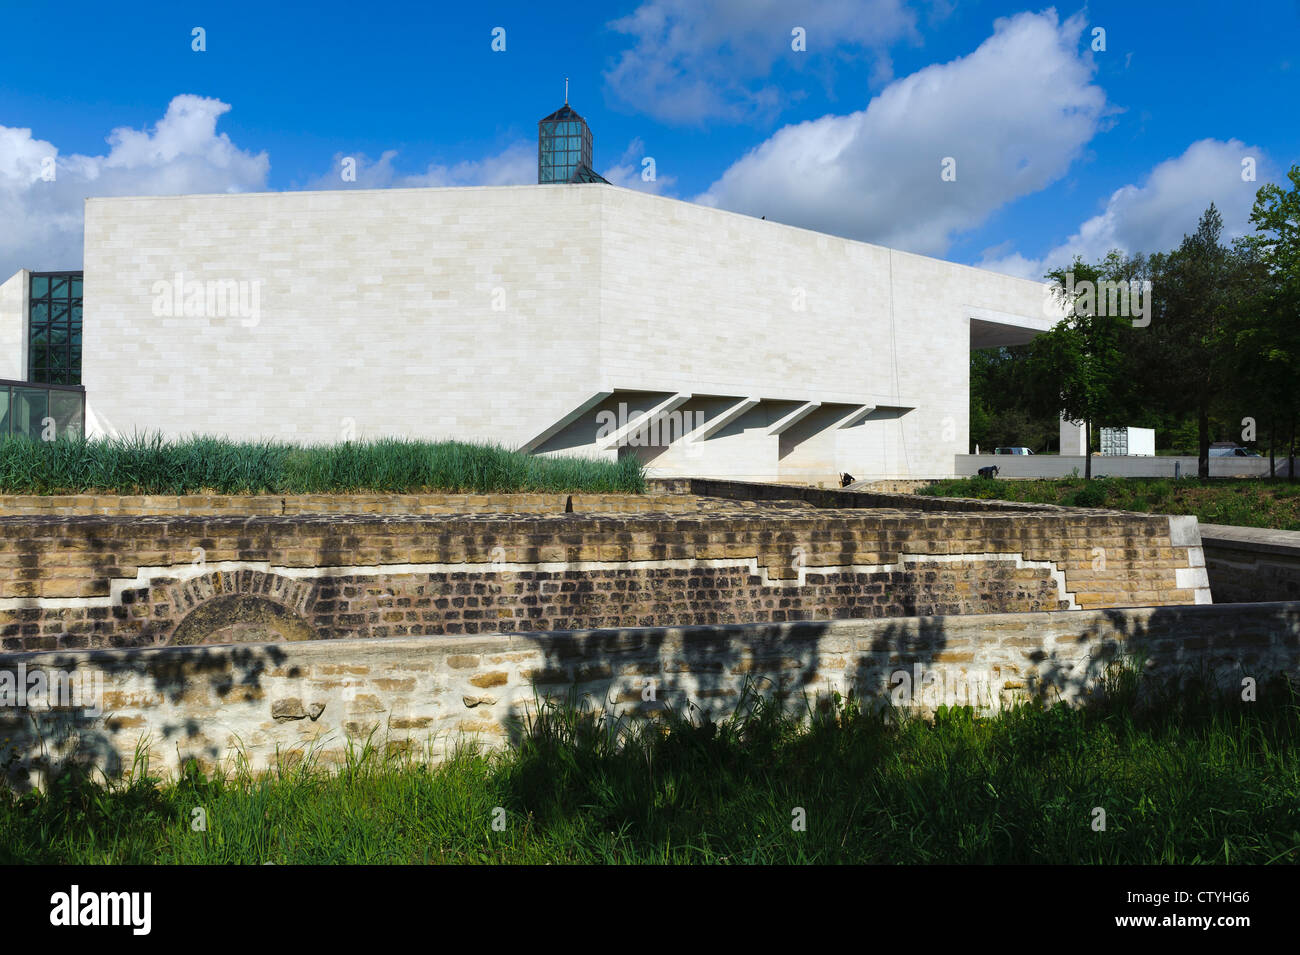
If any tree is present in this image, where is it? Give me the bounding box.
[1027,258,1133,478]
[1146,205,1257,477]
[1223,243,1285,474]
[1241,164,1300,479]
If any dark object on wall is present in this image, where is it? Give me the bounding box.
[977,465,1000,479]
[839,472,855,487]
[565,495,573,513]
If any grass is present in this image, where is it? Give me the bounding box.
[3,672,1297,864]
[0,434,646,496]
[919,476,1300,530]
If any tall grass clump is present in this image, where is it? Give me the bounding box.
[0,434,646,495]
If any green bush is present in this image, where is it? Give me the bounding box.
[1064,483,1108,508]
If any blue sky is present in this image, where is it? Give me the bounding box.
[2,0,1297,278]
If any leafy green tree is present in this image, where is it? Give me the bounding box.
[1144,205,1260,477]
[1027,258,1134,478]
[1240,164,1300,478]
[977,180,1300,477]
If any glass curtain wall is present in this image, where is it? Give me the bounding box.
[28,271,83,385]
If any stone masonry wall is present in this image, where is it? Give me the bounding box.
[0,507,1210,653]
[650,476,1068,513]
[1207,552,1300,603]
[1201,525,1300,604]
[0,491,779,518]
[3,601,1296,787]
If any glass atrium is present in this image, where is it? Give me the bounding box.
[0,270,86,439]
[537,104,608,184]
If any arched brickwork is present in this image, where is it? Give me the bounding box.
[161,570,317,645]
[171,594,318,645]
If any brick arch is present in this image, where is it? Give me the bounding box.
[162,570,317,646]
[170,594,318,645]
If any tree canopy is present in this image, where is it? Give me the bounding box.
[970,164,1300,479]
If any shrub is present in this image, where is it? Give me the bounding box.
[1065,483,1108,508]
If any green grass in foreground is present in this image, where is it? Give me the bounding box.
[920,476,1300,530]
[0,434,646,495]
[3,673,1297,864]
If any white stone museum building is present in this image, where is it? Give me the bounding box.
[0,102,1056,482]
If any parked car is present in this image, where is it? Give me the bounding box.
[994,447,1034,455]
[1208,444,1261,457]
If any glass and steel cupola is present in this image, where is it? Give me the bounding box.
[537,82,608,184]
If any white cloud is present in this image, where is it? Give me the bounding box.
[694,10,1109,256]
[600,138,679,194]
[306,141,536,190]
[0,96,269,277]
[604,0,918,124]
[312,137,681,195]
[981,139,1274,279]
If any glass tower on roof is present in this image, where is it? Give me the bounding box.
[538,100,608,184]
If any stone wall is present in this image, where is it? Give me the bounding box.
[0,506,1211,653]
[957,453,1298,480]
[0,491,776,518]
[1201,524,1300,603]
[649,476,1069,513]
[4,601,1296,787]
[844,480,934,495]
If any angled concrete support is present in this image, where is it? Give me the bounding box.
[597,392,692,450]
[766,401,821,437]
[518,390,613,454]
[688,396,760,441]
[834,403,876,429]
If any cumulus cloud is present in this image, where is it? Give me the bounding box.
[600,138,679,194]
[694,10,1109,256]
[306,141,536,190]
[980,139,1275,278]
[604,0,918,124]
[0,95,269,277]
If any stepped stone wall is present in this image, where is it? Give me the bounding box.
[0,500,1210,653]
[0,483,1235,788]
